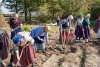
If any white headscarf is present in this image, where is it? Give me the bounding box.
[18,31,34,44]
[68,15,74,20]
[86,14,90,17]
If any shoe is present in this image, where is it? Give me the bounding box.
[82,40,85,44]
[86,39,88,42]
[8,64,13,67]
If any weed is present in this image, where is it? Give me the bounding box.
[78,54,83,59]
[58,66,63,67]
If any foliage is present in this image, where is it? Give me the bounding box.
[91,0,100,20]
[23,27,30,32]
[2,0,100,24]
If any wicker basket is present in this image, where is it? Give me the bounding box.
[71,46,78,53]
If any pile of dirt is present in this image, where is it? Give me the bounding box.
[0,14,9,28]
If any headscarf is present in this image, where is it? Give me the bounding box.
[77,14,83,19]
[68,15,74,19]
[13,34,23,44]
[86,14,90,18]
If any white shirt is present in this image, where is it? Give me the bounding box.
[75,18,83,27]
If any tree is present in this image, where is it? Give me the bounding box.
[0,2,3,13]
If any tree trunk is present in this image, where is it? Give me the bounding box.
[15,1,18,13]
[52,5,54,23]
[24,0,27,23]
[29,12,31,23]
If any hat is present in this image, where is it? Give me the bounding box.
[13,34,23,44]
[44,26,50,31]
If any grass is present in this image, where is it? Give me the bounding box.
[48,26,59,36]
[78,54,83,59]
[58,66,63,67]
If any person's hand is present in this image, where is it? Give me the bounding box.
[88,26,90,30]
[60,29,62,32]
[11,29,13,32]
[46,42,50,45]
[82,28,84,32]
[20,24,23,26]
[40,39,44,42]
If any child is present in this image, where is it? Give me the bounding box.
[69,29,75,44]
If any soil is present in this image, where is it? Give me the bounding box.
[2,27,100,67]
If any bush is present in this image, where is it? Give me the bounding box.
[23,27,30,32]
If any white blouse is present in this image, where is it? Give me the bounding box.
[75,18,83,27]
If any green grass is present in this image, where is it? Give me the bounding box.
[58,66,63,67]
[48,26,59,36]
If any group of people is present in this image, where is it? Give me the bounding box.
[0,13,50,67]
[59,14,91,50]
[0,13,100,67]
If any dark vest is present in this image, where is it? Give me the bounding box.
[62,21,70,29]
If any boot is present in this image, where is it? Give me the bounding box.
[32,63,34,67]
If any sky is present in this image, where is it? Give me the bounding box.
[0,0,10,14]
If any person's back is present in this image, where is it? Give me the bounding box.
[30,26,44,39]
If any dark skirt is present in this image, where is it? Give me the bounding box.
[11,27,22,39]
[75,25,83,38]
[59,29,71,44]
[13,45,36,66]
[84,26,91,39]
[0,31,12,60]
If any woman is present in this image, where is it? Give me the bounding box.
[10,13,22,39]
[82,14,91,42]
[56,16,60,26]
[59,15,74,50]
[75,14,84,40]
[0,28,12,67]
[93,15,100,42]
[30,26,50,52]
[12,32,36,67]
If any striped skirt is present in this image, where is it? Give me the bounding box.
[59,29,71,45]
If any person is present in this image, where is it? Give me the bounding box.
[56,16,60,25]
[69,29,75,44]
[11,32,36,67]
[82,14,91,42]
[30,26,50,52]
[59,15,74,50]
[75,14,84,40]
[0,28,12,67]
[10,13,22,39]
[93,15,100,42]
